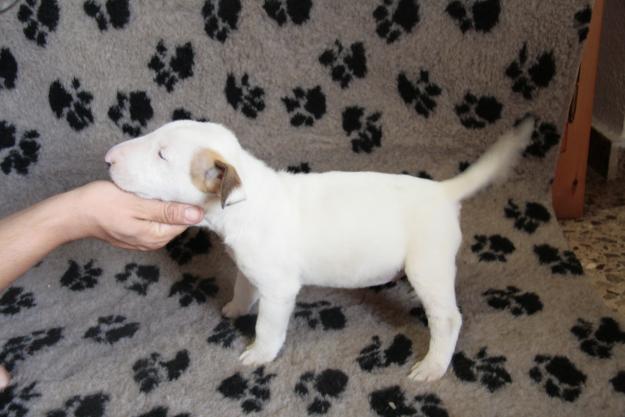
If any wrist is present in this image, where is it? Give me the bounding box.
[43,188,92,243]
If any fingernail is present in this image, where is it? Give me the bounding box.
[184,207,203,223]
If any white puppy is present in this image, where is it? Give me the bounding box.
[105,119,533,381]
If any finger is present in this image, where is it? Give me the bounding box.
[139,200,204,225]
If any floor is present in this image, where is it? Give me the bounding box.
[561,167,625,316]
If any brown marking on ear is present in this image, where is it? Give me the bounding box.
[215,159,242,208]
[190,149,242,208]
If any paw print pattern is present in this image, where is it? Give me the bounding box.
[529,355,586,402]
[294,301,346,330]
[287,162,311,174]
[319,40,367,89]
[60,259,102,291]
[504,199,551,233]
[471,234,515,262]
[108,90,154,137]
[169,273,219,307]
[0,121,41,175]
[202,0,241,43]
[446,0,500,33]
[455,92,502,129]
[0,382,41,417]
[263,0,312,26]
[373,0,420,44]
[342,106,382,153]
[611,371,625,395]
[505,43,556,100]
[401,170,433,180]
[482,286,543,316]
[409,306,428,326]
[0,286,36,316]
[574,5,592,43]
[452,347,512,392]
[115,263,159,296]
[357,334,412,371]
[294,369,348,415]
[282,86,326,127]
[207,314,256,347]
[571,317,625,359]
[83,315,140,345]
[166,228,211,265]
[217,366,276,414]
[0,48,18,91]
[225,73,266,119]
[83,0,130,31]
[17,0,60,47]
[523,119,560,158]
[133,406,190,417]
[533,244,583,275]
[0,327,63,372]
[46,392,110,417]
[171,108,208,122]
[148,40,195,92]
[397,70,441,118]
[133,350,190,393]
[369,386,449,417]
[49,78,94,131]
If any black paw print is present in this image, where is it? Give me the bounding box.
[294,369,348,415]
[574,5,592,43]
[523,119,560,158]
[46,392,110,417]
[108,90,154,137]
[166,228,211,265]
[409,306,428,326]
[0,382,41,417]
[482,286,543,316]
[319,40,367,89]
[263,0,312,26]
[282,86,326,127]
[504,199,551,233]
[505,43,556,100]
[60,259,102,291]
[452,347,512,392]
[611,371,625,395]
[342,106,382,153]
[48,78,94,131]
[446,0,500,33]
[369,386,449,417]
[397,70,442,118]
[171,108,208,122]
[148,40,194,92]
[225,73,266,119]
[455,92,502,129]
[17,0,60,47]
[294,301,346,330]
[0,286,36,316]
[207,314,256,348]
[83,0,130,31]
[217,366,276,414]
[0,47,18,91]
[373,0,420,43]
[533,244,583,275]
[401,169,434,180]
[133,350,190,393]
[0,121,40,175]
[169,273,219,307]
[529,355,586,402]
[287,162,311,174]
[0,327,63,372]
[471,234,515,262]
[133,406,191,417]
[571,317,625,359]
[369,276,407,292]
[115,263,159,296]
[357,334,412,372]
[84,315,140,345]
[458,161,470,172]
[202,0,241,43]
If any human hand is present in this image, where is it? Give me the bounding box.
[68,181,204,250]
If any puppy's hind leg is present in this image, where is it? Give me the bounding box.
[405,251,462,382]
[222,272,259,318]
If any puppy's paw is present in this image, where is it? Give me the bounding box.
[408,359,447,382]
[221,301,249,318]
[239,343,278,366]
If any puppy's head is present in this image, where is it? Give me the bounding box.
[105,121,246,208]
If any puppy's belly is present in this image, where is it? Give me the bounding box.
[299,254,404,288]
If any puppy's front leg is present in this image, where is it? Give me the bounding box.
[239,292,297,366]
[222,272,259,318]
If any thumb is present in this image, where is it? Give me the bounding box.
[142,200,204,225]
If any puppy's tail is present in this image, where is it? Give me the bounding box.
[442,118,534,202]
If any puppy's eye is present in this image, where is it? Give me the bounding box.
[158,149,167,161]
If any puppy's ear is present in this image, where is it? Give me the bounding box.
[191,149,246,208]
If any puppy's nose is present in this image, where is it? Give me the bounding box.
[104,147,119,166]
